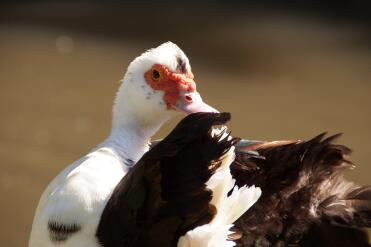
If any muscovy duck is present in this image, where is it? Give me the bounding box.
[29,42,217,247]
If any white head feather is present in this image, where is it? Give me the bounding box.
[112,42,191,130]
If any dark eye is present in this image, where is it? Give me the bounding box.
[152,69,160,80]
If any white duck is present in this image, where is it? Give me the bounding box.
[29,42,217,247]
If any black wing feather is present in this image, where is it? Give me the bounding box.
[96,112,238,247]
[231,133,371,247]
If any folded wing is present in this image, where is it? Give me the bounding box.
[97,112,261,247]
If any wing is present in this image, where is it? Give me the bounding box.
[96,112,239,247]
[231,133,371,246]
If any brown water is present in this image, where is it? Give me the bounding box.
[0,19,370,246]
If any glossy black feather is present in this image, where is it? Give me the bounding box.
[96,112,238,247]
[231,133,371,247]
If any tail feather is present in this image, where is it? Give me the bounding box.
[320,184,371,227]
[231,133,371,246]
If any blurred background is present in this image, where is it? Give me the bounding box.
[0,1,370,246]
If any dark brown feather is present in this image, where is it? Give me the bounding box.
[96,112,238,247]
[231,133,371,247]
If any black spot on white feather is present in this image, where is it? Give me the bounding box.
[176,56,187,73]
[48,220,81,243]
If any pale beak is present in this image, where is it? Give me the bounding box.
[175,91,219,114]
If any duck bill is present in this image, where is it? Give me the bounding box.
[175,91,219,114]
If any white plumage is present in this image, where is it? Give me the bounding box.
[29,149,128,247]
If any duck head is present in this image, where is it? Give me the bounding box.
[112,42,218,131]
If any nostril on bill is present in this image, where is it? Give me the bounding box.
[185,95,193,102]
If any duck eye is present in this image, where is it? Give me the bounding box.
[152,69,160,80]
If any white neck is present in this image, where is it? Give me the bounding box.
[100,122,158,164]
[98,80,169,164]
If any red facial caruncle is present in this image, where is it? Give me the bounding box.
[144,63,218,114]
[144,64,196,110]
